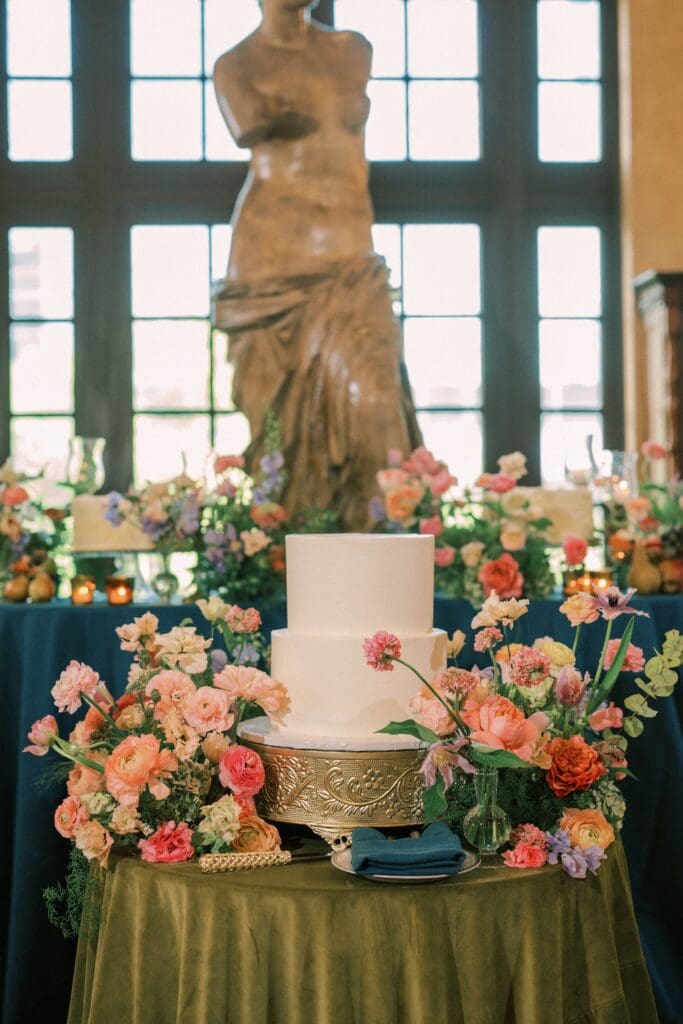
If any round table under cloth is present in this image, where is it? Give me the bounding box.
[68,841,656,1024]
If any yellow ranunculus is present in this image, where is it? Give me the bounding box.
[534,636,575,670]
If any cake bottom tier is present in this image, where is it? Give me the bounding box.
[271,628,447,739]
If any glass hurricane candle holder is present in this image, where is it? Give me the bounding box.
[105,576,134,606]
[71,575,96,605]
[65,436,106,495]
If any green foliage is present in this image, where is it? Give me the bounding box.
[470,748,529,769]
[622,628,682,738]
[423,778,448,822]
[377,720,440,745]
[445,769,567,834]
[43,847,98,940]
[586,618,635,714]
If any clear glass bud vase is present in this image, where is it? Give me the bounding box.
[151,551,179,604]
[463,768,511,855]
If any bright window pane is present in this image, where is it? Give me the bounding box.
[131,226,209,317]
[418,410,483,484]
[131,80,202,160]
[540,411,603,484]
[214,413,251,456]
[540,319,601,409]
[204,81,249,161]
[7,0,71,76]
[203,0,261,74]
[366,81,407,161]
[409,81,479,160]
[11,416,73,476]
[404,318,481,407]
[9,228,74,319]
[130,0,201,76]
[8,81,72,161]
[133,320,210,410]
[538,82,601,162]
[134,414,211,482]
[372,224,402,292]
[403,225,480,315]
[210,224,233,282]
[334,0,405,77]
[407,0,478,78]
[538,227,601,318]
[10,323,74,414]
[213,333,235,410]
[537,1,600,80]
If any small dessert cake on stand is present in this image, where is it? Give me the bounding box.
[239,533,447,847]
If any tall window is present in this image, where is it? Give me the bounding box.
[1,0,621,489]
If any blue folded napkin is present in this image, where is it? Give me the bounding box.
[350,822,466,877]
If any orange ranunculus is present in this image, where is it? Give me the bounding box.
[268,544,286,573]
[559,807,615,850]
[232,816,282,853]
[545,736,606,798]
[385,484,424,522]
[477,553,523,599]
[104,734,178,808]
[250,502,286,530]
[461,695,549,763]
[494,643,523,664]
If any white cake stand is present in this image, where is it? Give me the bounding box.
[238,718,427,849]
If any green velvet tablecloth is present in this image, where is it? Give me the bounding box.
[68,841,656,1024]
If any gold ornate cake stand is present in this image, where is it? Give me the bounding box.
[242,731,426,849]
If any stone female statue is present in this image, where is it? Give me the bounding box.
[212,0,421,529]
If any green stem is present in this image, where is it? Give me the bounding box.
[80,691,125,737]
[393,656,462,727]
[572,623,582,655]
[53,737,105,774]
[592,619,614,690]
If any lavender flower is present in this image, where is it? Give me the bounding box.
[104,492,124,527]
[178,502,200,537]
[210,649,228,673]
[368,496,386,523]
[236,643,260,666]
[252,487,267,506]
[546,828,605,879]
[259,452,284,474]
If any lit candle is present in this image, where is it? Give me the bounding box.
[71,575,96,605]
[577,573,593,593]
[591,569,614,591]
[105,576,134,606]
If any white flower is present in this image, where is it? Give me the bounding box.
[471,591,529,629]
[196,595,231,623]
[80,792,115,815]
[497,451,527,481]
[155,626,211,675]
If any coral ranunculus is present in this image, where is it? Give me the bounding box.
[477,553,524,599]
[138,821,195,863]
[559,808,615,850]
[461,695,549,762]
[104,734,178,807]
[219,745,266,796]
[545,736,606,798]
[54,795,89,838]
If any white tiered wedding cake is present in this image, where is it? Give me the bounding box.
[242,533,447,751]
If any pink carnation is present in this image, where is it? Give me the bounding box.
[508,647,551,688]
[474,627,503,653]
[51,660,103,715]
[419,516,443,537]
[641,439,667,460]
[502,842,548,869]
[402,446,442,476]
[563,534,588,567]
[138,821,195,863]
[225,605,262,633]
[24,715,59,756]
[219,745,266,796]
[588,702,624,732]
[434,545,455,568]
[362,631,401,671]
[509,823,549,851]
[213,665,290,722]
[183,686,233,736]
[146,670,196,720]
[603,639,645,674]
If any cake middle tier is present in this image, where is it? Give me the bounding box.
[271,628,448,737]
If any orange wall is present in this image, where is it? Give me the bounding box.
[619,0,683,446]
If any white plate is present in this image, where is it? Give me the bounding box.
[330,846,480,883]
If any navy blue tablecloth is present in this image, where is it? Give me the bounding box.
[1,595,681,1024]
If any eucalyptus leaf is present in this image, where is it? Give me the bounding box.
[624,694,649,715]
[624,716,644,738]
[662,629,683,667]
[651,681,677,698]
[635,678,656,697]
[645,656,665,680]
[376,720,439,745]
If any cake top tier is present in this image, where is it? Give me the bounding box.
[285,533,434,635]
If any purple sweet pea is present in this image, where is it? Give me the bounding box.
[546,828,605,879]
[104,492,124,527]
[260,452,284,474]
[252,487,267,506]
[368,496,386,523]
[236,643,260,666]
[210,649,228,673]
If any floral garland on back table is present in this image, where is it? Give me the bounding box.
[365,584,681,877]
[1,459,67,602]
[24,598,289,936]
[372,447,555,605]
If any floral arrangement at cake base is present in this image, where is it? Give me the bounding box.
[1,460,66,603]
[367,585,681,877]
[25,599,289,937]
[371,448,555,605]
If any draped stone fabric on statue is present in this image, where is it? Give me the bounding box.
[213,254,421,530]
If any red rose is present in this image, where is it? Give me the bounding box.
[562,534,588,567]
[477,553,524,598]
[219,745,266,796]
[545,736,606,798]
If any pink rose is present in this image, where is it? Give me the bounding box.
[477,554,524,599]
[462,695,549,762]
[51,660,103,714]
[641,439,667,460]
[483,473,517,494]
[434,545,455,568]
[419,516,443,538]
[602,639,645,674]
[138,821,195,863]
[73,821,113,868]
[408,688,456,738]
[502,842,547,869]
[146,669,196,720]
[214,454,245,473]
[24,715,58,756]
[219,745,266,796]
[105,734,178,807]
[563,534,588,567]
[427,468,456,496]
[182,686,233,736]
[54,795,89,838]
[588,702,624,732]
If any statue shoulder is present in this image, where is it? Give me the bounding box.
[328,28,372,72]
[213,35,268,148]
